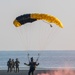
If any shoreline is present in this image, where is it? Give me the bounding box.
[1,67,75,70]
[0,70,50,75]
[0,68,75,75]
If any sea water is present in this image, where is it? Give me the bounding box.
[0,50,75,70]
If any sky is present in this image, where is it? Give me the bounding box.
[0,0,75,51]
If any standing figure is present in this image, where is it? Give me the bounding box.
[24,57,39,75]
[15,58,20,72]
[11,59,15,72]
[7,58,12,72]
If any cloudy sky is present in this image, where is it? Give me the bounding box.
[0,0,75,51]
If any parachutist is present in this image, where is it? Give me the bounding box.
[24,57,39,75]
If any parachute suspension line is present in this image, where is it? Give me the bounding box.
[14,27,26,50]
[20,27,29,50]
[28,24,32,50]
[39,23,52,50]
[36,53,40,63]
[19,26,25,50]
[27,53,40,63]
[39,20,50,50]
[43,27,60,49]
[25,25,30,50]
[47,27,59,49]
[38,24,43,50]
[23,26,29,50]
[21,27,27,49]
[38,20,53,50]
[22,27,27,50]
[50,27,62,43]
[28,25,32,50]
[42,26,59,50]
[38,23,45,50]
[41,29,52,49]
[41,20,54,49]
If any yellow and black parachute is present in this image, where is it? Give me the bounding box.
[13,13,63,28]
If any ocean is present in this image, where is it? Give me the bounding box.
[0,50,75,70]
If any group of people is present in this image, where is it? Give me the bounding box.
[7,58,20,73]
[7,57,39,75]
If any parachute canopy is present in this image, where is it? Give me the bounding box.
[13,13,63,28]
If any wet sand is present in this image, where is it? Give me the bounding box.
[1,68,75,75]
[0,70,50,75]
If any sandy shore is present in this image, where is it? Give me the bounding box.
[0,68,75,75]
[0,70,50,75]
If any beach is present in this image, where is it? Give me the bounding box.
[0,69,75,75]
[0,70,50,75]
[0,51,75,75]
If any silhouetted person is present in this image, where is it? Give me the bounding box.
[15,58,20,72]
[11,59,15,72]
[24,57,39,75]
[7,58,12,72]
